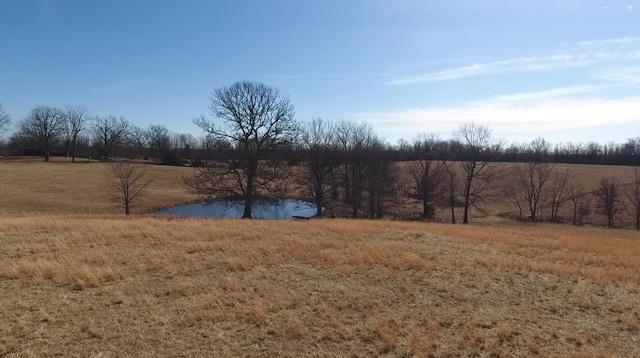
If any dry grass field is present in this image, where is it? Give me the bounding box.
[0,157,197,216]
[1,158,639,357]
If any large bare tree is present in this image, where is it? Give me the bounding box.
[510,161,554,222]
[108,160,152,215]
[92,116,129,161]
[298,118,338,216]
[407,135,447,219]
[547,167,574,222]
[187,81,299,219]
[63,106,90,162]
[335,120,377,218]
[455,123,504,224]
[17,106,66,162]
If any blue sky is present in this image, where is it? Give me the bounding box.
[1,0,639,145]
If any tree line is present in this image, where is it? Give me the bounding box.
[1,81,640,228]
[2,101,640,167]
[0,104,199,164]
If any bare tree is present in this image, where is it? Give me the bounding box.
[108,160,152,215]
[298,118,337,216]
[187,81,299,219]
[407,135,447,219]
[593,176,622,228]
[146,124,171,159]
[335,120,356,210]
[363,137,397,219]
[63,106,90,162]
[623,167,640,230]
[577,196,592,225]
[568,181,586,225]
[176,133,197,161]
[17,106,66,161]
[127,125,149,158]
[443,161,459,224]
[510,161,554,222]
[339,121,376,218]
[93,116,129,161]
[0,103,10,135]
[455,123,504,224]
[528,137,551,161]
[547,167,574,222]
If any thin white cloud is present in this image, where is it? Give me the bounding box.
[387,38,640,85]
[595,67,640,86]
[578,38,636,46]
[490,86,599,103]
[355,86,640,135]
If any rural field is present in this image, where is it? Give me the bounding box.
[1,159,639,357]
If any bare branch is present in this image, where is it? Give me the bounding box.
[593,176,622,228]
[0,102,11,135]
[187,81,299,218]
[622,167,640,230]
[17,106,66,161]
[108,160,152,215]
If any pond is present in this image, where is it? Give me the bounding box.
[152,198,319,219]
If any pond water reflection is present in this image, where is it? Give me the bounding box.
[153,198,319,219]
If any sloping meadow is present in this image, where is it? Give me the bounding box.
[1,216,639,357]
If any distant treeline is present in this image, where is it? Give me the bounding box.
[1,104,639,167]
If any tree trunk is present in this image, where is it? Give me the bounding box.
[44,145,50,162]
[369,191,376,219]
[422,200,429,219]
[243,195,253,219]
[530,204,536,222]
[462,201,469,223]
[316,196,322,217]
[343,165,351,204]
[450,204,456,224]
[71,138,77,162]
[314,177,323,216]
[351,191,359,218]
[462,170,473,224]
[243,161,256,219]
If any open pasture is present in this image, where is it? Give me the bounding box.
[0,159,639,356]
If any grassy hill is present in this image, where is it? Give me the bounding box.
[0,158,197,216]
[0,159,639,357]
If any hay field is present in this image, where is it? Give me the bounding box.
[0,158,197,216]
[1,217,639,357]
[0,159,639,357]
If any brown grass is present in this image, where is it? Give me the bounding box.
[0,158,196,216]
[1,159,640,356]
[0,216,639,357]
